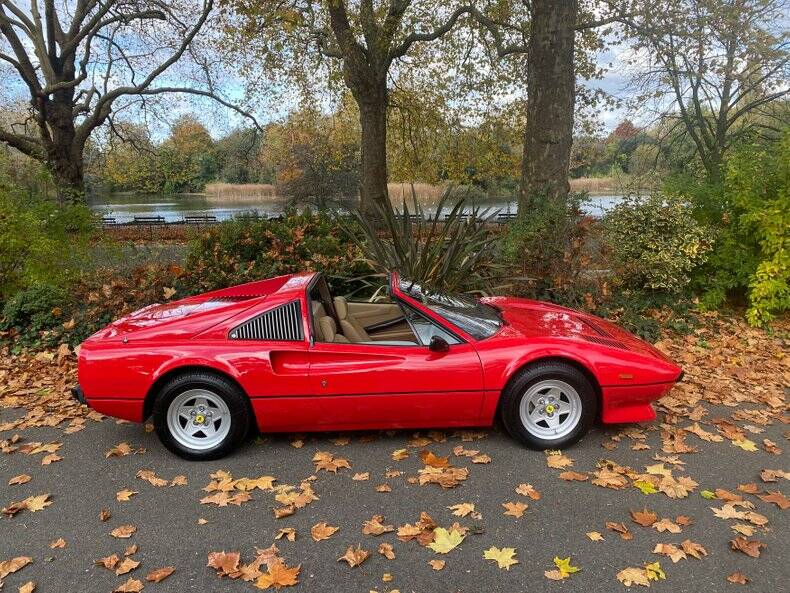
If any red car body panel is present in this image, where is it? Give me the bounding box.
[77,271,682,431]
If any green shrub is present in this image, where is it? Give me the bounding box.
[722,134,789,325]
[500,192,594,303]
[184,209,372,295]
[0,179,95,301]
[0,284,68,343]
[603,193,713,293]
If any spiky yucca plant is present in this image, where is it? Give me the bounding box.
[341,188,501,294]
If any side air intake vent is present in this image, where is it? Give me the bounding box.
[230,301,303,341]
[582,334,628,350]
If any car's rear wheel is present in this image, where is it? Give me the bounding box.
[152,372,250,460]
[500,361,597,449]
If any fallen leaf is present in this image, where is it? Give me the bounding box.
[311,522,339,542]
[275,528,296,541]
[362,515,394,535]
[391,449,409,461]
[352,472,370,481]
[586,531,604,541]
[378,543,395,560]
[18,581,36,593]
[544,556,580,580]
[115,558,140,576]
[49,538,66,549]
[207,551,241,577]
[630,508,658,527]
[0,556,32,579]
[23,494,52,512]
[113,577,144,592]
[254,559,300,589]
[726,571,749,585]
[652,518,682,534]
[8,474,31,486]
[483,546,518,570]
[546,452,574,469]
[681,539,707,559]
[145,567,175,583]
[427,527,465,554]
[420,450,449,468]
[502,501,528,518]
[730,536,766,558]
[116,489,138,502]
[515,483,541,500]
[338,545,369,568]
[616,567,650,587]
[644,561,665,582]
[653,543,686,563]
[757,490,789,510]
[606,522,632,540]
[111,525,137,539]
[96,554,120,570]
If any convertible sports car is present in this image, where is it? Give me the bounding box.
[74,271,682,460]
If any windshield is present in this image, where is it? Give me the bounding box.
[398,278,502,340]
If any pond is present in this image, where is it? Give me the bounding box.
[87,192,627,223]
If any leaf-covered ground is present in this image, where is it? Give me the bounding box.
[0,315,787,592]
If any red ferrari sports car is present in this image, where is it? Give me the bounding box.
[74,271,682,459]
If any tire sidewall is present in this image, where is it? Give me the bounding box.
[501,362,597,450]
[152,373,250,461]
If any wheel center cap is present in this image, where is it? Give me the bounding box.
[194,414,205,424]
[545,404,555,414]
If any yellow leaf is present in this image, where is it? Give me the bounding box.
[553,556,580,577]
[483,547,518,570]
[427,527,465,554]
[586,531,604,541]
[645,561,665,581]
[732,439,757,451]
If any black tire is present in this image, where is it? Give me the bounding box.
[152,371,251,461]
[500,361,597,450]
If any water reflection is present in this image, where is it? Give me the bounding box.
[87,192,626,223]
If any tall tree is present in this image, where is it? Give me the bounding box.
[470,1,613,209]
[0,0,252,201]
[618,0,789,182]
[226,0,472,217]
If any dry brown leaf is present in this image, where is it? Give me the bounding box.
[110,525,137,539]
[502,501,528,518]
[8,474,31,486]
[18,581,36,593]
[207,551,241,577]
[726,571,749,585]
[337,545,369,568]
[0,556,32,579]
[113,578,144,593]
[96,554,120,570]
[630,508,658,527]
[116,489,138,502]
[515,483,541,500]
[586,531,604,541]
[362,515,395,535]
[378,543,395,560]
[730,536,766,558]
[115,558,140,576]
[275,528,296,541]
[429,559,445,570]
[145,566,175,583]
[49,538,66,549]
[310,522,339,542]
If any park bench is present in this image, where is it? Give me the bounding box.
[235,213,262,222]
[131,215,166,226]
[496,212,517,225]
[101,216,117,226]
[184,214,218,225]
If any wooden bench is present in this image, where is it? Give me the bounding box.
[496,212,518,225]
[184,214,218,225]
[131,215,166,226]
[235,213,262,222]
[100,216,117,226]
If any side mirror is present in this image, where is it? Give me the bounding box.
[428,335,450,353]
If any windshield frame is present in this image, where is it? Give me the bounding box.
[390,272,503,342]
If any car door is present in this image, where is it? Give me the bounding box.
[308,311,485,430]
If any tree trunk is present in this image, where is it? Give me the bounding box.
[43,92,87,204]
[355,83,390,220]
[519,0,578,211]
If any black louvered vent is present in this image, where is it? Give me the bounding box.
[582,334,628,350]
[229,301,303,341]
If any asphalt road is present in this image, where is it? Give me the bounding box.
[1,406,787,593]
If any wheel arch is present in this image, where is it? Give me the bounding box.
[500,355,602,412]
[143,365,250,421]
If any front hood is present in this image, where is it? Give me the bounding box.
[483,297,672,361]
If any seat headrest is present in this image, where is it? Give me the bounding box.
[318,316,338,342]
[333,296,348,320]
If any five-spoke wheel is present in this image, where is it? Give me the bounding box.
[501,361,597,449]
[153,372,251,460]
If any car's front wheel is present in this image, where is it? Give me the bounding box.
[500,361,597,450]
[152,372,250,460]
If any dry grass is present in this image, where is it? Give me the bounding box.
[569,177,618,193]
[387,182,443,203]
[204,183,278,200]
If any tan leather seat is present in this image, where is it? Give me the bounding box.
[333,296,371,343]
[318,316,349,343]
